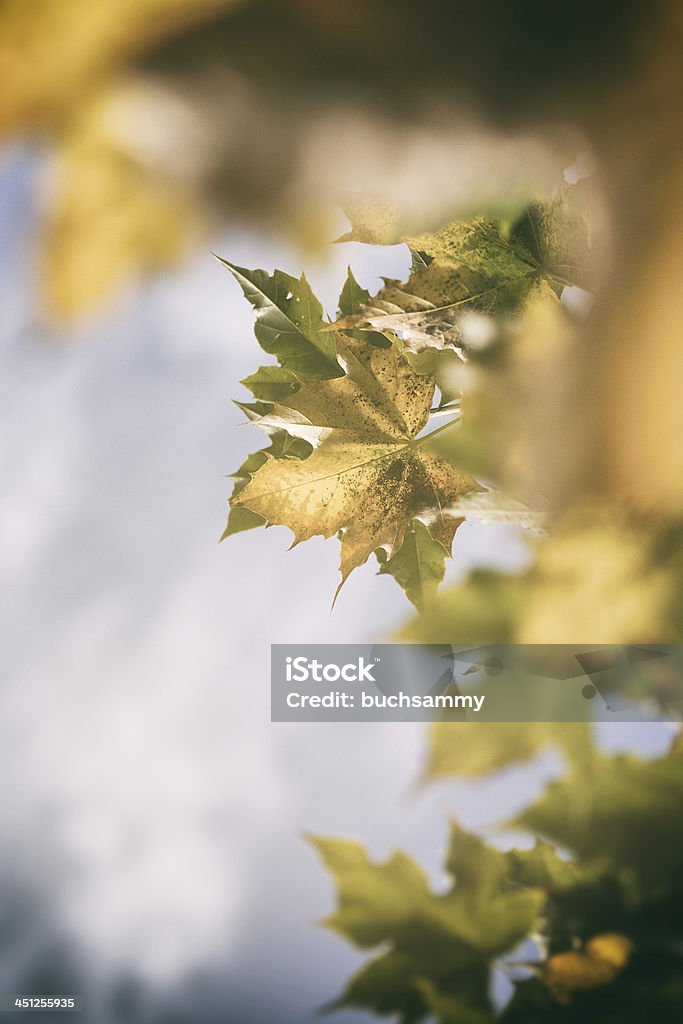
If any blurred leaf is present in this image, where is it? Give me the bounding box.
[541,933,633,1005]
[519,507,677,644]
[400,569,529,644]
[513,748,683,887]
[425,722,593,782]
[417,981,493,1024]
[43,82,199,317]
[326,949,430,1023]
[0,0,239,134]
[336,193,401,245]
[445,490,547,531]
[311,827,543,1023]
[505,839,606,895]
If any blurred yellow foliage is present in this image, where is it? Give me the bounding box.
[543,933,633,1005]
[0,0,237,133]
[520,507,676,644]
[0,0,240,316]
[425,721,592,781]
[41,82,199,317]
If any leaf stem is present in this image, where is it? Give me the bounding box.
[414,416,460,446]
[429,401,461,415]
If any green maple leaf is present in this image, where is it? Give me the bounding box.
[217,258,344,380]
[239,364,301,403]
[504,838,607,896]
[310,823,544,1023]
[376,519,451,610]
[501,749,683,1023]
[225,268,477,601]
[513,747,683,886]
[338,265,371,317]
[336,266,393,350]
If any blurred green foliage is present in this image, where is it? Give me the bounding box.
[315,732,683,1023]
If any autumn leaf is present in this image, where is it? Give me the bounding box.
[224,267,477,603]
[335,186,591,353]
[222,191,590,606]
[221,429,312,540]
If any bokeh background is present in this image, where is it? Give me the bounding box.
[1,2,681,1022]
[0,139,545,1022]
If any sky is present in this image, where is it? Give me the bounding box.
[0,144,672,1024]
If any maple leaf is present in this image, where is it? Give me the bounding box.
[310,823,543,1024]
[225,271,477,603]
[218,259,344,380]
[221,429,312,540]
[335,186,591,353]
[376,519,451,610]
[512,747,683,886]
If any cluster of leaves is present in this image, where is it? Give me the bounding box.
[222,182,683,1024]
[221,187,589,608]
[313,724,683,1023]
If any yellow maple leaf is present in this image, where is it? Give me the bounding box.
[233,332,475,588]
